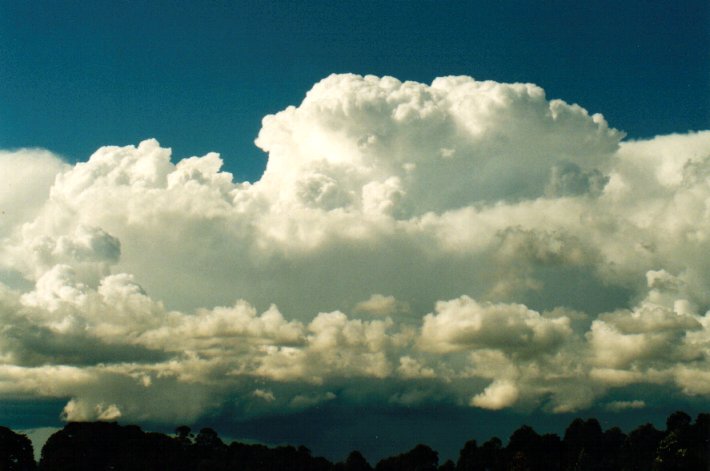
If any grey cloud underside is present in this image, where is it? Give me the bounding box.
[1,73,710,422]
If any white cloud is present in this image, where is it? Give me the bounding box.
[354,294,406,316]
[0,74,709,423]
[420,296,572,354]
[471,380,520,410]
[588,302,702,370]
[252,389,276,402]
[397,356,436,379]
[0,149,68,237]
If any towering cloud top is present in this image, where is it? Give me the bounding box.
[255,74,622,216]
[1,74,709,423]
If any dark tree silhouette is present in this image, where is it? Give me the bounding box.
[507,425,545,471]
[192,427,228,471]
[478,437,504,471]
[654,430,688,471]
[226,442,332,471]
[0,410,703,471]
[538,433,563,471]
[334,450,373,471]
[438,459,455,471]
[563,418,603,471]
[665,411,691,433]
[376,444,439,471]
[39,422,192,471]
[653,411,701,471]
[175,425,193,445]
[41,422,132,470]
[598,426,626,471]
[225,441,270,470]
[0,426,35,471]
[688,413,710,469]
[623,423,664,471]
[456,439,481,471]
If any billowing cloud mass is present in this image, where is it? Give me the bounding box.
[1,73,710,423]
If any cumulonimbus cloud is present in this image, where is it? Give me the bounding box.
[1,73,710,421]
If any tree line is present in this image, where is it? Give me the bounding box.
[0,410,708,470]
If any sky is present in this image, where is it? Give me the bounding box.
[1,0,710,463]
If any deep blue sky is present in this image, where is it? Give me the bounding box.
[2,0,709,182]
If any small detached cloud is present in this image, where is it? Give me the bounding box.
[0,74,709,424]
[354,294,408,316]
[471,380,520,410]
[605,400,646,412]
[252,389,276,402]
